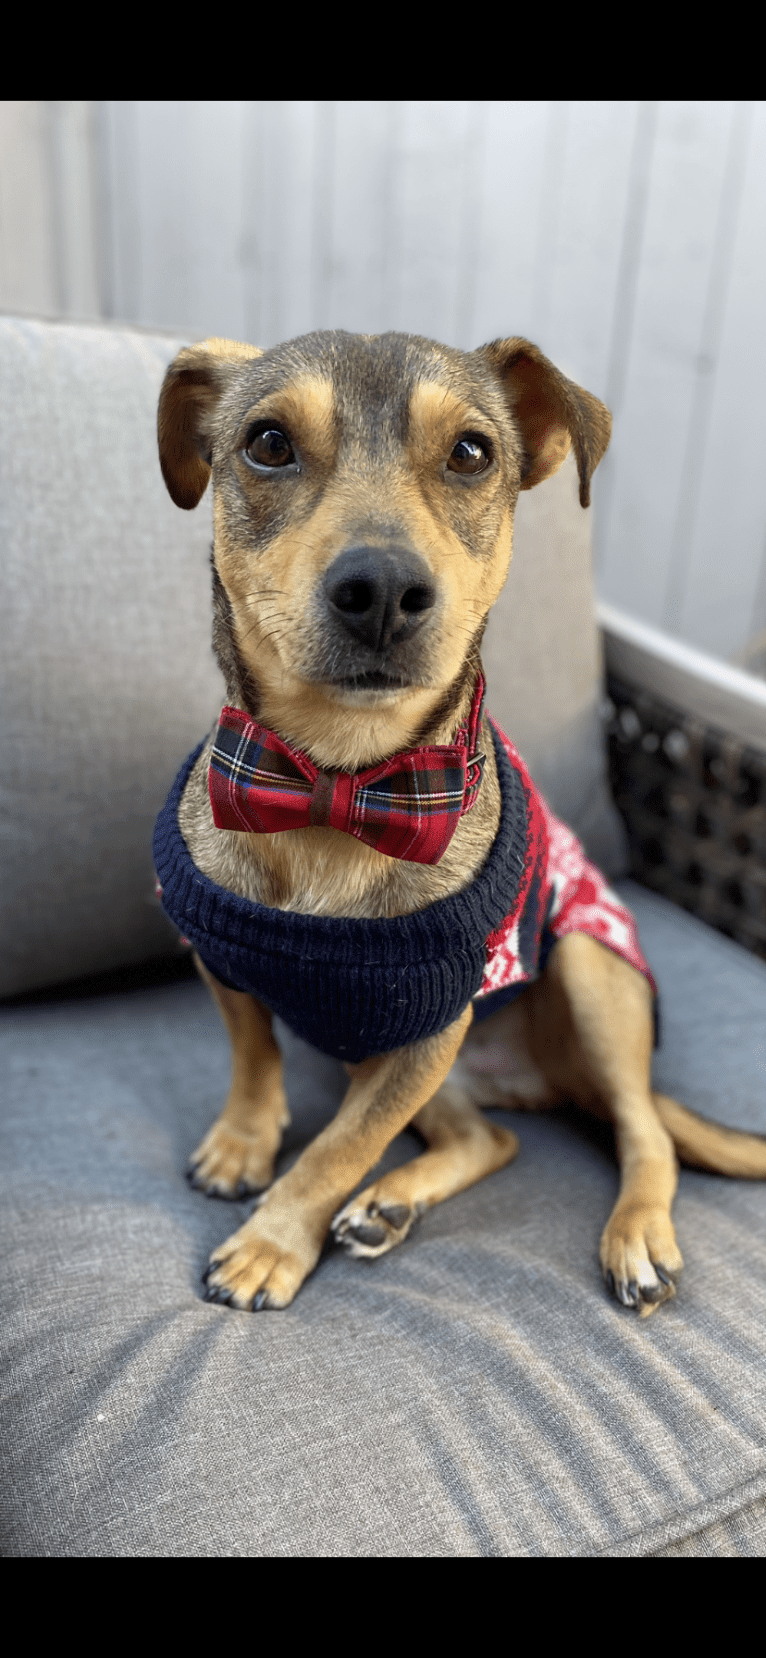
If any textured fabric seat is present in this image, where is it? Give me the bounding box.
[2,315,765,1557]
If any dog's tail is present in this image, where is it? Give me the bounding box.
[653,1092,766,1178]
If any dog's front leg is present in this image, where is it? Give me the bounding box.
[187,956,290,1198]
[202,1004,473,1310]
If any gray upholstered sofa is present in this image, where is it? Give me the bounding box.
[3,313,766,1557]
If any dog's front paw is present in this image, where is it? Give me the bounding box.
[187,1118,282,1200]
[332,1187,422,1258]
[202,1205,322,1310]
[600,1203,684,1317]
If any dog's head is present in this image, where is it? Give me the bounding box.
[158,331,610,764]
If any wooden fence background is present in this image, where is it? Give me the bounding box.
[2,100,765,673]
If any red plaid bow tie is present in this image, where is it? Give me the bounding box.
[208,677,487,865]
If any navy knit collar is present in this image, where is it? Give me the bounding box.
[154,720,530,970]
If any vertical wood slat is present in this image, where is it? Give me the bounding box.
[596,103,739,622]
[0,101,59,315]
[678,102,766,666]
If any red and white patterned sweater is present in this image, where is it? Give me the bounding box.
[473,721,655,1009]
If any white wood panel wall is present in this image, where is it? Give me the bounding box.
[2,100,764,673]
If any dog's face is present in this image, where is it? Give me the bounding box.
[159,331,610,758]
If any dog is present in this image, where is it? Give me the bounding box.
[154,328,766,1318]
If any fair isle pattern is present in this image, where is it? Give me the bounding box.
[476,722,656,1000]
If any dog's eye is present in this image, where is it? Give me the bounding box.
[246,427,295,468]
[448,436,491,475]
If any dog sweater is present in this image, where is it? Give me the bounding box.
[153,718,655,1063]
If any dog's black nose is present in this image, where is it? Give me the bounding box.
[324,546,437,652]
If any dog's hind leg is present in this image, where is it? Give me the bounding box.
[187,956,290,1198]
[331,1081,520,1258]
[527,932,685,1316]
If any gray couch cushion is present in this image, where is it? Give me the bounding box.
[0,314,225,997]
[3,882,766,1557]
[0,313,624,999]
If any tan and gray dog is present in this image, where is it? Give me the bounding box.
[155,329,766,1317]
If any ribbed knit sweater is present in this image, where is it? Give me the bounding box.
[153,718,654,1062]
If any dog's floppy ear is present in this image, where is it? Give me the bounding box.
[158,337,263,510]
[480,338,612,508]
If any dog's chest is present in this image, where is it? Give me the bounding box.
[177,736,501,920]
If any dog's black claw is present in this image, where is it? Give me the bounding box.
[608,1273,640,1307]
[640,1281,666,1304]
[252,1290,269,1311]
[378,1203,411,1230]
[201,1262,219,1284]
[655,1265,674,1286]
[233,1179,262,1201]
